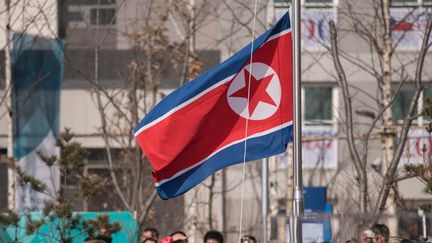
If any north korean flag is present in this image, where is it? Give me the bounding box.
[134,12,293,199]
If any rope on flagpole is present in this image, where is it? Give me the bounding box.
[239,0,259,241]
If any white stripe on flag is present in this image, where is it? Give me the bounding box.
[134,74,235,136]
[263,29,292,45]
[154,120,293,187]
[135,27,291,137]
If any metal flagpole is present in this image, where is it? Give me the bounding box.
[291,0,303,242]
[262,157,269,243]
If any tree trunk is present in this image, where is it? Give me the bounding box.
[5,0,15,210]
[380,0,398,234]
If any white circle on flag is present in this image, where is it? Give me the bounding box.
[227,62,281,120]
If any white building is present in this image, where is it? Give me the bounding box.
[1,0,432,242]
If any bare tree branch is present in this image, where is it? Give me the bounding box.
[329,20,368,212]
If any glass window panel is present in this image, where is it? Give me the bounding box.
[69,0,115,5]
[423,88,432,101]
[392,88,415,121]
[391,0,418,3]
[391,0,418,5]
[423,88,432,120]
[90,8,116,25]
[305,0,333,3]
[304,87,333,120]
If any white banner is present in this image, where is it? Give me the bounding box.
[275,8,337,50]
[276,127,338,169]
[391,8,431,49]
[400,128,432,166]
[274,7,431,50]
[15,131,60,211]
[302,127,338,169]
[300,8,337,50]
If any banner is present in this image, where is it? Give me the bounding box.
[391,8,431,49]
[276,127,337,169]
[12,34,64,211]
[275,8,337,50]
[400,128,432,166]
[302,127,338,169]
[300,8,337,50]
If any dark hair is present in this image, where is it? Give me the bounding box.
[170,231,187,238]
[170,231,188,243]
[143,228,159,239]
[241,235,257,243]
[142,238,158,243]
[204,230,224,243]
[371,224,389,241]
[345,238,359,243]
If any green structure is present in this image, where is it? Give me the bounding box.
[0,212,137,243]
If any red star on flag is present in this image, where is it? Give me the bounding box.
[230,69,277,116]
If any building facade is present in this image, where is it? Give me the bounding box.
[1,0,432,242]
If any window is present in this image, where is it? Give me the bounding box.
[421,88,432,122]
[303,86,335,123]
[303,0,335,7]
[275,0,334,3]
[70,0,116,4]
[423,88,432,102]
[304,0,333,5]
[302,86,338,169]
[391,0,432,5]
[391,87,432,123]
[391,0,418,4]
[90,8,116,25]
[392,88,415,121]
[84,149,134,211]
[274,0,336,7]
[0,160,8,211]
[305,0,332,2]
[62,148,124,211]
[61,2,117,28]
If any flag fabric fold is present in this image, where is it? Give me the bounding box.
[134,12,293,199]
[12,34,64,211]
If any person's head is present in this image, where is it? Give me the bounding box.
[204,230,224,243]
[99,228,106,236]
[346,238,359,243]
[359,228,375,243]
[143,228,159,240]
[142,238,158,243]
[371,224,389,243]
[240,235,257,243]
[170,231,188,243]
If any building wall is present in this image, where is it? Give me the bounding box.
[0,0,58,47]
[1,0,432,241]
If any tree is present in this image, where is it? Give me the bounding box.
[0,128,121,242]
[76,0,209,234]
[328,0,432,232]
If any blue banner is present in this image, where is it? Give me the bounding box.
[12,33,63,158]
[12,33,64,211]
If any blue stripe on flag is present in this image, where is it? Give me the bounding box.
[156,124,292,199]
